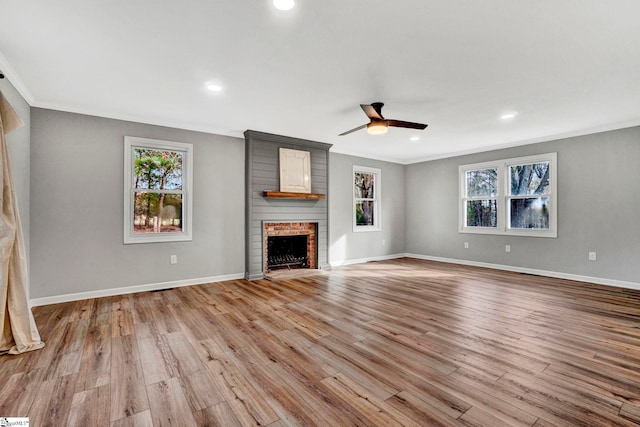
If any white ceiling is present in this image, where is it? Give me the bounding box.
[1,0,639,164]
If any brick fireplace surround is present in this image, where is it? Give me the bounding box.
[263,222,317,274]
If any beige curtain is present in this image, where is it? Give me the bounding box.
[0,90,44,354]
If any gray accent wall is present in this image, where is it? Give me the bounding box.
[406,126,640,284]
[245,131,331,279]
[31,108,245,299]
[329,153,406,265]
[0,78,30,268]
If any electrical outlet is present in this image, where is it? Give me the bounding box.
[170,255,178,264]
[464,242,469,249]
[505,245,511,253]
[588,252,596,261]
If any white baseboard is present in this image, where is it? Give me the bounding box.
[405,253,640,291]
[29,272,245,307]
[30,254,640,307]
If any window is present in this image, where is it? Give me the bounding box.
[463,167,498,228]
[124,136,193,244]
[353,166,381,232]
[459,153,557,237]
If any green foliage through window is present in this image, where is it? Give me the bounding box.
[124,136,193,244]
[132,148,184,234]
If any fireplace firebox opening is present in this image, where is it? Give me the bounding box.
[267,235,308,270]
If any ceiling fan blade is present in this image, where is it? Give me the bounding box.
[360,104,384,120]
[386,119,428,130]
[339,124,367,136]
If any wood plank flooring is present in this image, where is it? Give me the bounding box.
[2,258,640,426]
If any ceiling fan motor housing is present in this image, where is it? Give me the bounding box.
[371,102,384,115]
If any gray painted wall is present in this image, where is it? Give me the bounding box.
[329,153,406,265]
[31,108,245,299]
[406,126,640,284]
[0,78,30,268]
[245,131,331,279]
[23,104,640,299]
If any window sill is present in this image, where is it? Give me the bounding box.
[124,233,193,244]
[459,227,557,238]
[353,226,381,233]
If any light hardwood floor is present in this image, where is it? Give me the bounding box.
[2,258,640,426]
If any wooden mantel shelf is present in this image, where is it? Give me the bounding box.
[263,191,325,200]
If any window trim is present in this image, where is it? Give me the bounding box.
[353,165,381,232]
[124,136,193,244]
[459,153,557,238]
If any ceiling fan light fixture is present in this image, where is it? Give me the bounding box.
[367,121,388,135]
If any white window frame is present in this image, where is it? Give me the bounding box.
[124,136,193,244]
[459,153,557,238]
[353,165,381,232]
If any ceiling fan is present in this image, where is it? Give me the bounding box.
[339,102,428,136]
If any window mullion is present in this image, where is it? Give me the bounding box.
[498,164,507,232]
[133,189,184,195]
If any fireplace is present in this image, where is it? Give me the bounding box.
[263,222,317,274]
[245,130,331,279]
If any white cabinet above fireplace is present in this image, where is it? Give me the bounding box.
[279,148,311,193]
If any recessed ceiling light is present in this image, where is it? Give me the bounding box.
[500,112,518,120]
[273,0,295,11]
[409,136,420,142]
[206,83,223,92]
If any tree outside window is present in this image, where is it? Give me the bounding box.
[124,137,193,244]
[464,168,498,228]
[508,161,550,230]
[459,153,557,237]
[353,166,381,232]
